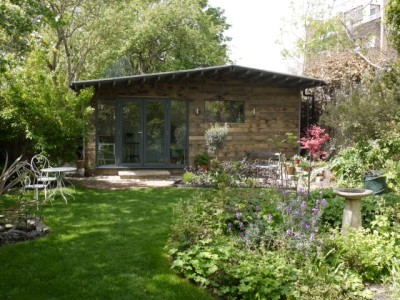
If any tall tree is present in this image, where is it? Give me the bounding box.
[0,0,49,72]
[102,0,230,76]
[0,0,231,161]
[39,0,230,83]
[386,0,400,55]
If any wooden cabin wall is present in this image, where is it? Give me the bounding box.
[87,77,301,168]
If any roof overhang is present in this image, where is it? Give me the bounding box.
[71,64,325,91]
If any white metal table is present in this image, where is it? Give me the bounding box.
[41,167,77,203]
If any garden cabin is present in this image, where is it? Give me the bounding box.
[71,65,325,175]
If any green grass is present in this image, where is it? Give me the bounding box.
[0,186,213,300]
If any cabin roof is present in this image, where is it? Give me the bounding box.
[71,64,325,91]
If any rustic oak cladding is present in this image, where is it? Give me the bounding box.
[88,76,301,168]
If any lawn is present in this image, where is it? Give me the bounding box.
[0,186,213,300]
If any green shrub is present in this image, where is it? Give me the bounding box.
[170,237,297,300]
[194,153,210,166]
[182,172,196,184]
[168,182,400,298]
[330,138,400,191]
[295,255,371,299]
[388,257,400,299]
[325,224,399,282]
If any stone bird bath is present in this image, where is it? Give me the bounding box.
[333,188,373,234]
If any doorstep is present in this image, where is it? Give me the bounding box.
[118,170,171,179]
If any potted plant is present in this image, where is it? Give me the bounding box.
[204,123,229,160]
[299,161,310,171]
[292,155,301,165]
[286,161,295,175]
[194,153,210,171]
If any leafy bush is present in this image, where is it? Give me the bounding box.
[330,138,400,191]
[321,72,400,145]
[182,172,196,184]
[194,153,210,166]
[324,226,399,283]
[182,159,262,188]
[320,191,400,230]
[170,237,297,299]
[204,123,229,159]
[169,183,400,298]
[169,188,337,298]
[0,154,26,196]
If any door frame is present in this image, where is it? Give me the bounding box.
[100,98,188,168]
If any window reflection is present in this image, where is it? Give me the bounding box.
[205,100,245,123]
[97,100,115,165]
[170,100,187,165]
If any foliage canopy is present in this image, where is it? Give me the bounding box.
[0,0,230,162]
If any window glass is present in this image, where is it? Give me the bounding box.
[97,100,115,165]
[170,100,187,165]
[205,100,245,123]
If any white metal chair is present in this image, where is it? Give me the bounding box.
[17,163,49,209]
[31,154,56,199]
[98,143,116,165]
[246,151,285,187]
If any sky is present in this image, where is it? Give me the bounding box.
[208,0,295,73]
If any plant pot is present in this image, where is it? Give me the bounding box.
[76,160,85,169]
[198,164,209,171]
[287,166,295,175]
[76,160,85,177]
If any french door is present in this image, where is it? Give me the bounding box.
[97,98,187,167]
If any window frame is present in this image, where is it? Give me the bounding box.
[204,99,246,123]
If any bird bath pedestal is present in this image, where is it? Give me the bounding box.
[333,188,373,234]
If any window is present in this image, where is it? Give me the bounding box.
[344,5,363,25]
[370,4,380,16]
[205,100,245,123]
[97,100,116,165]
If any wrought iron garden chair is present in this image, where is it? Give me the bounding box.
[16,163,50,209]
[30,154,56,199]
[246,151,285,187]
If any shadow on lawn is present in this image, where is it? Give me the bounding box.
[0,186,212,300]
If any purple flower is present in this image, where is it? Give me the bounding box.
[228,222,232,230]
[301,221,310,229]
[309,233,315,242]
[268,214,273,222]
[236,212,241,220]
[312,208,319,216]
[239,222,244,230]
[286,229,293,236]
[321,198,327,206]
[316,199,320,206]
[256,205,261,212]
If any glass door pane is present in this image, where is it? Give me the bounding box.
[97,100,116,166]
[170,100,187,165]
[122,102,142,165]
[144,101,166,164]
